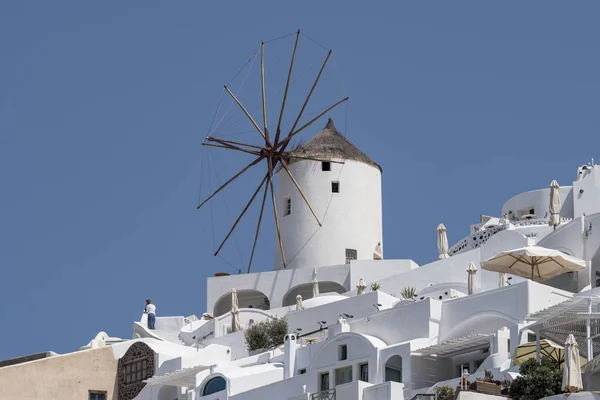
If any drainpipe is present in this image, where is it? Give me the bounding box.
[587,297,593,362]
[536,331,541,364]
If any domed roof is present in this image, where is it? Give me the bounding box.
[288,118,382,172]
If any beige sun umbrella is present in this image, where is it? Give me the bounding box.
[312,270,320,297]
[437,223,450,259]
[562,334,583,393]
[296,294,304,311]
[549,180,562,230]
[231,288,241,333]
[481,246,586,282]
[513,339,585,367]
[356,278,367,295]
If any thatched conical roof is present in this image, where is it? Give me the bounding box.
[287,118,381,172]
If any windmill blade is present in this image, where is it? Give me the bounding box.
[288,50,331,135]
[224,85,265,139]
[247,181,269,273]
[197,156,264,210]
[276,97,349,152]
[280,158,321,227]
[274,29,300,146]
[260,41,270,146]
[202,142,261,157]
[268,160,287,268]
[214,173,269,256]
[286,154,345,164]
[206,137,265,151]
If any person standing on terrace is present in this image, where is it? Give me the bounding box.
[144,299,156,330]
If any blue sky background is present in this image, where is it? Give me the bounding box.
[1,2,599,360]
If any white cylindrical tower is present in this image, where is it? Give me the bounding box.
[275,118,383,269]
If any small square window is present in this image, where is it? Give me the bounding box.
[299,368,307,375]
[322,161,331,171]
[345,249,357,264]
[331,181,340,193]
[335,366,353,386]
[89,391,107,400]
[339,344,347,361]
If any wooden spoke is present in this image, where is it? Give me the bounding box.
[206,137,265,151]
[274,29,300,146]
[214,174,269,256]
[276,97,349,152]
[203,141,261,157]
[269,159,287,268]
[224,85,265,139]
[280,158,321,226]
[197,156,264,210]
[248,180,269,273]
[286,154,345,164]
[260,41,269,146]
[288,50,331,135]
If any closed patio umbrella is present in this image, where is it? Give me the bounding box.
[562,334,583,393]
[481,246,585,282]
[231,288,241,333]
[437,223,450,259]
[356,278,367,295]
[312,276,320,297]
[549,180,562,230]
[296,294,304,311]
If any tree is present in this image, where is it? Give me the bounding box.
[509,357,562,400]
[244,318,289,352]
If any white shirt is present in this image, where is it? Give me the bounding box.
[145,304,156,314]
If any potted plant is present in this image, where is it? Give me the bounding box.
[500,378,511,396]
[469,370,502,396]
[371,283,381,292]
[400,286,417,299]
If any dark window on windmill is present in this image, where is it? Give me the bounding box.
[285,198,291,216]
[322,161,331,171]
[332,181,340,193]
[346,249,357,264]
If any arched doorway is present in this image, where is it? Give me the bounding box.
[213,289,270,317]
[385,355,402,383]
[282,281,346,307]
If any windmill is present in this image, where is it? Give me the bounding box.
[197,30,348,273]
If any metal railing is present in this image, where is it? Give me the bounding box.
[310,388,336,400]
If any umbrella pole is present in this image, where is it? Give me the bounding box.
[536,331,541,364]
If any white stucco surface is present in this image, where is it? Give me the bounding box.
[275,159,382,270]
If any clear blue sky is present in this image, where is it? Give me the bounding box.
[1,2,599,360]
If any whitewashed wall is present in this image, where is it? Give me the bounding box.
[502,186,574,220]
[275,159,383,270]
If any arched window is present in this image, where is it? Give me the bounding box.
[385,355,402,383]
[203,376,226,396]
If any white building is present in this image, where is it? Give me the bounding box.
[4,122,600,400]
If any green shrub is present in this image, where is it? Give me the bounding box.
[244,317,289,352]
[509,357,562,400]
[371,283,381,291]
[435,385,455,400]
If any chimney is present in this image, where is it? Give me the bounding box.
[283,334,298,379]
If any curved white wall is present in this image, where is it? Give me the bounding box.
[275,159,382,269]
[501,186,574,220]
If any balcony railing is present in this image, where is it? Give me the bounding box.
[310,388,336,400]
